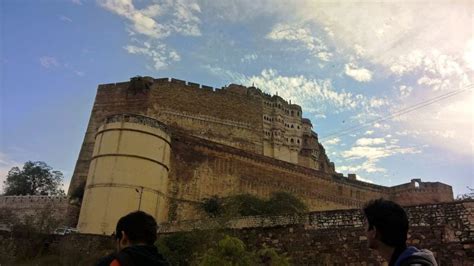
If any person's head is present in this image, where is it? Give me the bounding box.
[363,198,408,250]
[114,211,158,251]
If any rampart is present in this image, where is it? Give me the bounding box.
[161,200,474,265]
[0,196,78,227]
[2,201,468,265]
[69,77,335,197]
[167,129,388,221]
[69,77,454,226]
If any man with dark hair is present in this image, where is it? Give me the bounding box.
[363,198,438,266]
[96,211,168,266]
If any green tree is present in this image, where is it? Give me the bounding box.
[265,192,308,215]
[199,192,307,218]
[3,161,65,196]
[200,196,224,218]
[198,235,290,266]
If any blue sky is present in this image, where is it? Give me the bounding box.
[1,0,473,196]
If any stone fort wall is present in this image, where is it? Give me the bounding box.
[0,196,79,227]
[167,130,388,221]
[69,77,335,197]
[161,200,474,265]
[69,77,453,224]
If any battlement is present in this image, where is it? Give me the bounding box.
[100,77,221,92]
[102,113,170,133]
[0,195,68,205]
[388,178,453,205]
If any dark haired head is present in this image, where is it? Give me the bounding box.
[363,198,408,248]
[115,211,157,245]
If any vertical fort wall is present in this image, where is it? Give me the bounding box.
[68,77,453,226]
[166,131,388,221]
[0,196,78,227]
[389,178,454,205]
[77,115,171,235]
[69,77,335,196]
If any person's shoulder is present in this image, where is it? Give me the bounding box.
[399,248,438,266]
[110,259,121,266]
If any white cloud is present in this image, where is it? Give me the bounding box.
[99,0,201,39]
[355,137,386,146]
[398,92,474,156]
[71,0,82,5]
[324,137,340,145]
[241,53,258,63]
[464,39,474,71]
[339,140,420,174]
[356,175,374,184]
[243,69,386,115]
[59,15,73,23]
[399,85,413,99]
[124,41,180,71]
[344,63,373,82]
[203,65,247,82]
[364,130,374,135]
[39,56,59,68]
[266,23,332,62]
[74,70,85,77]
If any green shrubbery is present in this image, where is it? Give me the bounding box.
[199,192,308,218]
[157,233,290,266]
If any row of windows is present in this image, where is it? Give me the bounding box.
[263,102,301,117]
[264,131,301,144]
[284,123,300,129]
[263,116,302,131]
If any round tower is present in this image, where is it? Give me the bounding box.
[77,114,171,235]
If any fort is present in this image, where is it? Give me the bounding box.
[66,76,453,235]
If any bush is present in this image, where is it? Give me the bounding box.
[199,192,307,218]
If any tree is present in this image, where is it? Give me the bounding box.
[198,235,290,266]
[265,192,308,215]
[3,161,65,196]
[199,192,308,218]
[456,186,474,200]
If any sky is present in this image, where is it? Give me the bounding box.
[1,0,473,197]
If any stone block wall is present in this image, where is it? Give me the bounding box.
[0,196,79,227]
[162,200,474,265]
[166,131,388,221]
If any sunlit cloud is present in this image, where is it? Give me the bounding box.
[344,63,372,82]
[266,23,332,62]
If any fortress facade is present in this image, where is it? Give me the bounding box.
[70,77,453,235]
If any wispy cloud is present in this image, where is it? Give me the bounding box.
[39,56,59,68]
[338,137,420,174]
[241,53,258,63]
[124,41,180,70]
[266,23,332,62]
[59,15,73,23]
[344,63,373,82]
[99,0,201,39]
[324,137,340,145]
[243,69,386,116]
[355,137,386,146]
[71,0,82,5]
[99,0,201,71]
